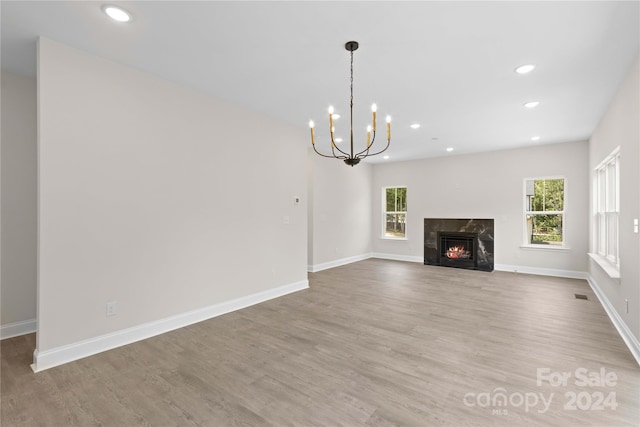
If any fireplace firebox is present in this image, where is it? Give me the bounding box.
[437,231,478,269]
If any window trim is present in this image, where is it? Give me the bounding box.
[522,176,568,249]
[382,186,408,240]
[589,147,620,277]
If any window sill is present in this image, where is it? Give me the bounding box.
[380,236,408,241]
[588,253,620,279]
[520,244,570,251]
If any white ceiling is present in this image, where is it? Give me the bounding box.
[2,1,639,163]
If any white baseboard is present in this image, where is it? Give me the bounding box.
[586,276,640,367]
[311,255,589,280]
[371,253,424,263]
[31,280,309,372]
[1,318,36,340]
[371,257,590,280]
[308,253,372,272]
[495,264,588,279]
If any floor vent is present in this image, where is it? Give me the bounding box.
[575,294,588,300]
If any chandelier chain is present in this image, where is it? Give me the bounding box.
[350,49,354,158]
[350,49,354,107]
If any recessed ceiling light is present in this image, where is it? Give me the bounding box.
[410,123,421,129]
[335,138,343,143]
[446,147,454,152]
[383,155,390,160]
[531,136,541,141]
[515,64,536,74]
[524,101,540,109]
[103,5,131,22]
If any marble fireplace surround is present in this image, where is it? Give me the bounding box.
[424,218,495,272]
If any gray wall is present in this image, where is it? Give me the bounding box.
[371,141,589,274]
[1,72,37,331]
[37,38,307,353]
[589,57,639,341]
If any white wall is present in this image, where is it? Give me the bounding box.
[589,57,639,341]
[371,141,589,274]
[1,72,37,335]
[37,38,307,357]
[308,152,372,271]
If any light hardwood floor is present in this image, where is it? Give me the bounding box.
[2,259,639,426]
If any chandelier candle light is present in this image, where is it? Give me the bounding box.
[309,41,391,166]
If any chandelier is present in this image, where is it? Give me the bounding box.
[309,41,391,166]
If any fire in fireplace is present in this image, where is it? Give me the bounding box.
[437,231,478,269]
[445,246,470,259]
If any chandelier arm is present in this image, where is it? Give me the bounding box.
[313,144,348,159]
[354,130,377,157]
[331,145,349,160]
[353,145,371,158]
[330,133,351,157]
[358,138,390,158]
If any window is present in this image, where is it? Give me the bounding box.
[383,187,407,238]
[593,148,620,269]
[524,178,565,246]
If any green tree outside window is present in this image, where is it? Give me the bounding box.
[384,187,407,238]
[525,178,565,245]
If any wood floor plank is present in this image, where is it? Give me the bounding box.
[2,259,639,426]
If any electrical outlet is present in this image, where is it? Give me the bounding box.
[283,215,290,225]
[106,301,118,317]
[293,196,300,206]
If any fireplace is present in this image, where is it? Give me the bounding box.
[437,231,478,269]
[424,218,494,272]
